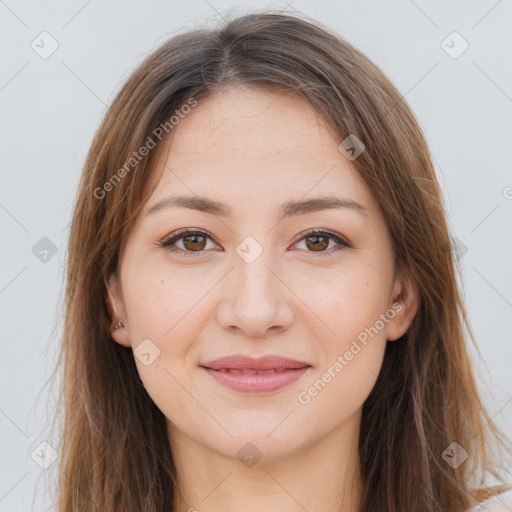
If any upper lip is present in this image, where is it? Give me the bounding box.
[200,355,311,371]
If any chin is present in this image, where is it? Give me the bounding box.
[210,433,307,465]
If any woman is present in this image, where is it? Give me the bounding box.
[51,10,512,511]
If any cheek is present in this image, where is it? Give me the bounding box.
[122,269,207,418]
[123,262,215,342]
[121,264,221,407]
[296,274,389,421]
[302,267,388,341]
[298,267,390,405]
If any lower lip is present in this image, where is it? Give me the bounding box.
[202,367,311,393]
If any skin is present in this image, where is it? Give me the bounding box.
[107,86,419,512]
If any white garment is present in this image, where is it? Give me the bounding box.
[467,488,512,511]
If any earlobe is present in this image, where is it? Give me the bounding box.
[105,272,131,347]
[386,272,420,342]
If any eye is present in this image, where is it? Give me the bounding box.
[159,228,352,257]
[292,228,352,256]
[160,228,219,256]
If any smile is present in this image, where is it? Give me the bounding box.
[200,354,312,393]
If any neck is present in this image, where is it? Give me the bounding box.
[168,410,363,512]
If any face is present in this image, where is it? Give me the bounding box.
[107,86,418,462]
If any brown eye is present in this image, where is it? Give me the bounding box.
[161,228,351,258]
[182,234,207,251]
[305,235,330,251]
[293,229,352,256]
[161,229,216,256]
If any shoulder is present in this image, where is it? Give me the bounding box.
[467,488,512,511]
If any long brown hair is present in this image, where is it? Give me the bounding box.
[46,9,512,511]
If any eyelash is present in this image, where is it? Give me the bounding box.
[159,228,353,257]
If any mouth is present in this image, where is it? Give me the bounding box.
[209,368,298,374]
[200,355,312,393]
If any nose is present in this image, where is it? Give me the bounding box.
[216,251,294,338]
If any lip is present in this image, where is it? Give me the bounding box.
[200,355,312,393]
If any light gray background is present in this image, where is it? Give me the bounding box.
[1,0,511,510]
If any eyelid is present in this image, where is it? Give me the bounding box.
[159,227,353,255]
[292,227,352,248]
[159,227,220,250]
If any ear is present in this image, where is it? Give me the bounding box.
[105,271,131,347]
[386,269,420,342]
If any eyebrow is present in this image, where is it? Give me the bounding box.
[144,194,369,220]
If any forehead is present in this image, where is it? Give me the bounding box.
[166,86,338,162]
[145,87,377,217]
